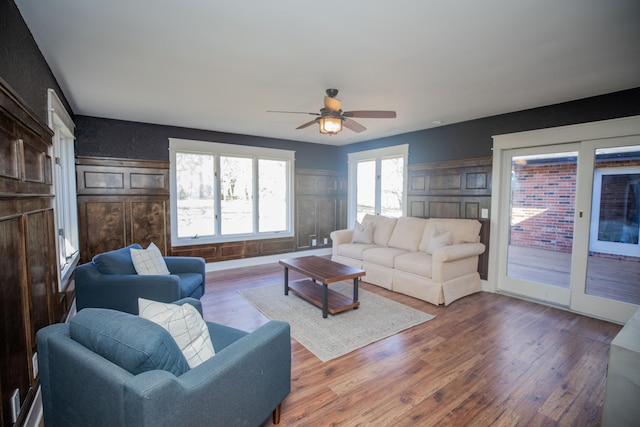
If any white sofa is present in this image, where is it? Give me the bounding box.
[330,214,486,306]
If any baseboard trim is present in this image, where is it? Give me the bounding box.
[205,248,332,272]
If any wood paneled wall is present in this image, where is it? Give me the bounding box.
[295,169,347,250]
[0,78,63,426]
[76,157,171,263]
[75,159,347,263]
[407,157,492,279]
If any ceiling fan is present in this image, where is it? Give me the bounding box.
[268,88,396,135]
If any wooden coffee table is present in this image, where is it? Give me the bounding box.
[279,256,366,318]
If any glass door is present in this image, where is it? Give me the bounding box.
[571,138,640,322]
[494,132,640,323]
[498,146,579,306]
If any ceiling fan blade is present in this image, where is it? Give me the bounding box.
[343,110,397,119]
[324,96,341,112]
[343,118,367,133]
[296,119,319,130]
[267,110,320,116]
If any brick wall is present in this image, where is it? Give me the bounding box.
[510,161,576,252]
[510,158,640,260]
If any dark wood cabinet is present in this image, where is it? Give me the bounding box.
[0,78,60,426]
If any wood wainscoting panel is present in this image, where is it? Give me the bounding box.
[76,157,171,262]
[408,157,492,280]
[295,169,346,250]
[0,78,62,426]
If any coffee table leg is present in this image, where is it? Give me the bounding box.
[353,277,359,308]
[322,283,328,318]
[284,267,289,295]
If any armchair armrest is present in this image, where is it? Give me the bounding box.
[125,321,292,427]
[164,256,206,277]
[330,229,353,256]
[75,263,181,314]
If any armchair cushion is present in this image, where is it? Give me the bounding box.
[139,298,215,368]
[93,244,142,275]
[131,242,170,275]
[69,308,190,376]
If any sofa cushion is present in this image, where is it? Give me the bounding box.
[362,247,409,268]
[387,217,428,251]
[351,221,374,244]
[338,243,381,260]
[426,227,453,255]
[92,244,142,275]
[394,251,433,278]
[139,298,215,368]
[419,219,481,252]
[131,242,170,275]
[70,307,190,376]
[369,216,398,246]
[430,218,481,245]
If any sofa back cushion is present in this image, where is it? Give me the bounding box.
[92,244,142,275]
[362,214,398,246]
[419,219,482,251]
[70,308,190,376]
[387,217,428,251]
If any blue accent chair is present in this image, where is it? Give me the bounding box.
[36,298,292,427]
[75,244,206,314]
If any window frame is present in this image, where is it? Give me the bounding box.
[347,144,408,227]
[169,138,295,246]
[47,89,80,289]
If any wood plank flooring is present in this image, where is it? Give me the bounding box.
[202,263,622,427]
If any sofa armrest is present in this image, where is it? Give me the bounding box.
[330,229,353,256]
[432,242,486,263]
[125,321,292,427]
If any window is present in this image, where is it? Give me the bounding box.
[47,89,79,287]
[347,145,408,226]
[169,139,295,246]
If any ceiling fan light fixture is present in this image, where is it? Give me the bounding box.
[319,116,342,134]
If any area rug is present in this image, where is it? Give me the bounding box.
[238,282,435,362]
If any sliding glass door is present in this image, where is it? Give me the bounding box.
[492,118,640,323]
[499,147,578,306]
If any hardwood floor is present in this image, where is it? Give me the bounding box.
[202,263,622,427]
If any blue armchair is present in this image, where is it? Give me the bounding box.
[75,244,206,314]
[36,298,291,427]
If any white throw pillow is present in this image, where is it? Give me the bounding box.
[138,298,215,368]
[351,221,375,244]
[426,227,453,255]
[131,242,170,275]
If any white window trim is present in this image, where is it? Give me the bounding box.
[347,144,408,227]
[169,138,295,246]
[590,166,640,256]
[47,89,79,289]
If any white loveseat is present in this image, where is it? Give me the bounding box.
[330,214,486,306]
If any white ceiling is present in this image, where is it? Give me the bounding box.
[15,0,640,146]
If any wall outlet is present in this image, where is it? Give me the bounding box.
[323,237,328,245]
[311,239,317,246]
[10,388,20,423]
[32,352,38,379]
[481,208,489,219]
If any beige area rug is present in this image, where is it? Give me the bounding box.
[238,282,435,362]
